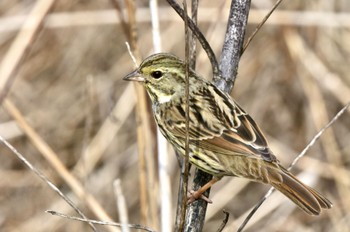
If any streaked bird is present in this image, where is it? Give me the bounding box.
[124,53,332,215]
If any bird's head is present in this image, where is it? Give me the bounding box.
[123,53,190,103]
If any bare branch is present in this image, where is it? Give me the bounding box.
[215,0,251,93]
[46,211,156,232]
[166,0,220,77]
[184,1,252,231]
[242,0,284,54]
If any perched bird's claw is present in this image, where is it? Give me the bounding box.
[187,190,213,204]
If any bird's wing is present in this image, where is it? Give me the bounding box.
[201,103,277,162]
[160,84,276,162]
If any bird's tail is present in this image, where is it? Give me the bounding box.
[270,166,332,215]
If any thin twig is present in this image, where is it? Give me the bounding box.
[175,1,203,230]
[237,102,350,232]
[288,102,350,171]
[166,0,220,77]
[125,42,138,67]
[242,0,284,54]
[286,28,350,211]
[216,210,230,232]
[0,136,98,232]
[183,0,213,231]
[46,211,157,232]
[175,2,191,231]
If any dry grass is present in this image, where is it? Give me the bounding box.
[0,1,349,231]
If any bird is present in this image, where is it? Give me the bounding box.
[123,53,332,215]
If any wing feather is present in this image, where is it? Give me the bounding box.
[156,83,276,162]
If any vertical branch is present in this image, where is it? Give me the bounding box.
[214,0,251,93]
[175,2,191,231]
[183,10,191,229]
[184,1,252,231]
[185,0,213,231]
[184,170,212,232]
[168,0,251,230]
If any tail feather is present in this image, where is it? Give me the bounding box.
[270,167,332,215]
[304,183,333,209]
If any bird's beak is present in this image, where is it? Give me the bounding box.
[123,69,145,82]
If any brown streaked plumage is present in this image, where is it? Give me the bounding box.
[123,53,332,215]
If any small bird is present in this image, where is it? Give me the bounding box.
[123,53,332,215]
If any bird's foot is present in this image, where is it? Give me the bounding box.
[187,190,213,204]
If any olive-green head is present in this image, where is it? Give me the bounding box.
[123,53,189,103]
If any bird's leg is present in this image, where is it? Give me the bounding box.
[187,178,219,204]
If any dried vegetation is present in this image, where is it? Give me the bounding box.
[0,1,349,231]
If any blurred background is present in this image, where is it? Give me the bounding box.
[0,1,349,231]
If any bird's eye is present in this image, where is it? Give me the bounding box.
[151,70,163,79]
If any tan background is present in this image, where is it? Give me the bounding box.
[0,1,349,231]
